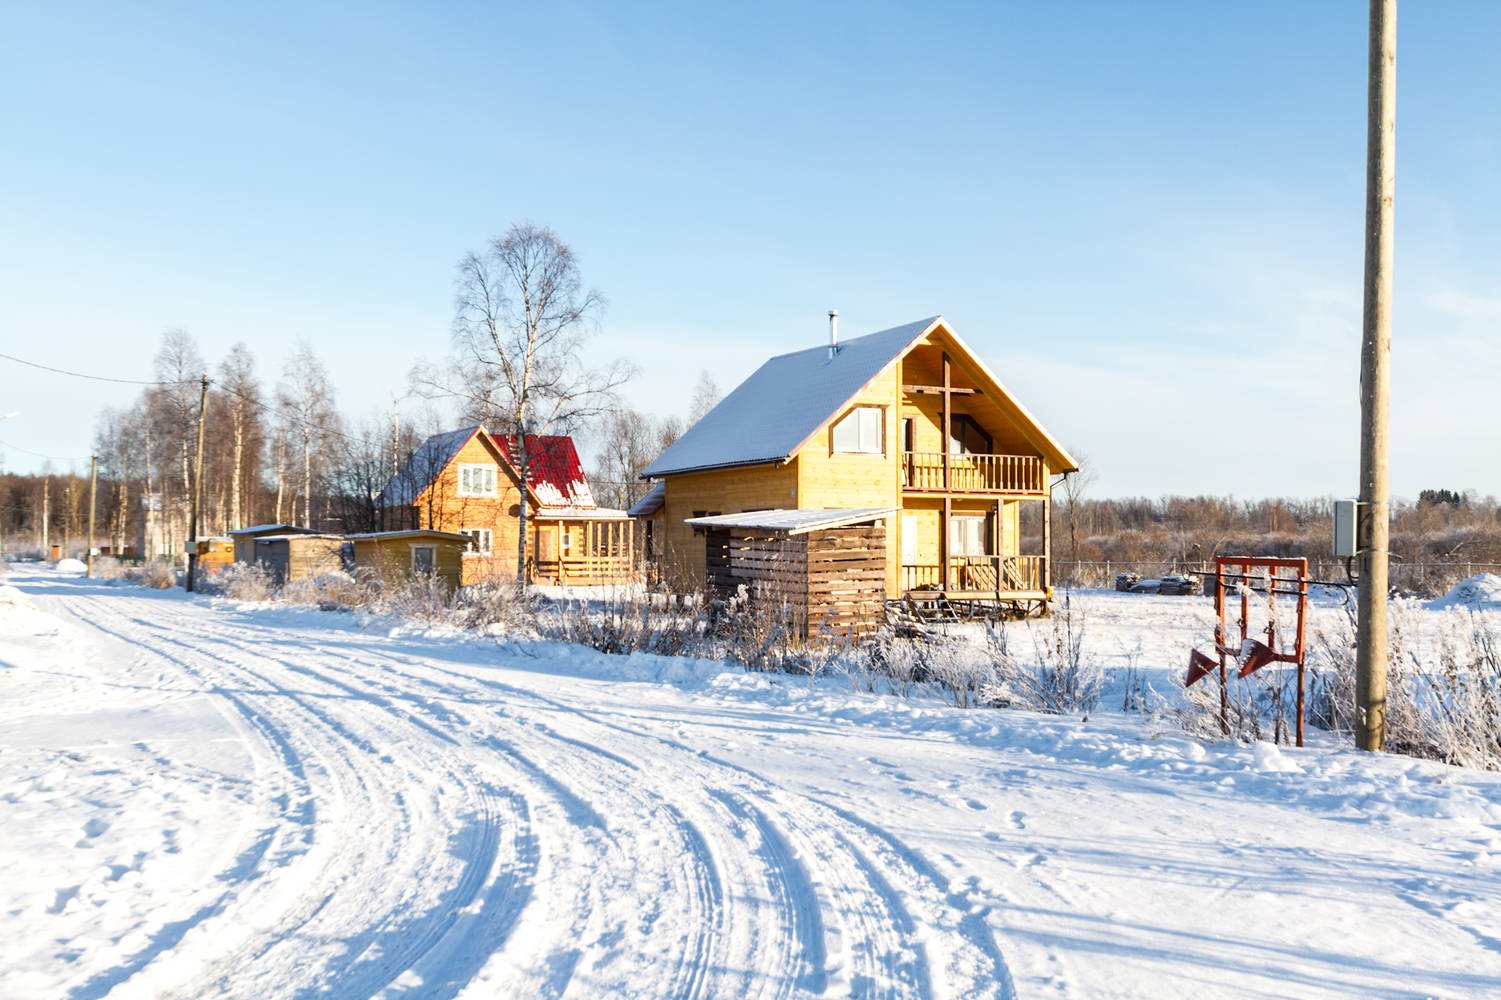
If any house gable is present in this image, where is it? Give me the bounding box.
[643,316,1076,480]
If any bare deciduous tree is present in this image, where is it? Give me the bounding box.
[278,341,340,528]
[687,370,721,424]
[417,222,634,587]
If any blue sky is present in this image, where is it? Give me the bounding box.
[1,2,1497,499]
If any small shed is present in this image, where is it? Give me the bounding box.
[228,523,324,565]
[685,508,894,643]
[253,534,347,586]
[346,529,469,592]
[189,537,235,574]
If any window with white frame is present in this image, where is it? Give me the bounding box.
[832,406,883,454]
[948,515,988,557]
[461,528,492,555]
[457,463,498,497]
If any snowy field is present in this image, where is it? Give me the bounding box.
[4,564,1501,999]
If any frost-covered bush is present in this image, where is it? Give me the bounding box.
[89,555,127,580]
[283,570,376,611]
[978,601,1101,715]
[544,589,708,658]
[1311,601,1501,769]
[453,581,539,633]
[380,575,455,622]
[210,562,276,602]
[129,561,179,589]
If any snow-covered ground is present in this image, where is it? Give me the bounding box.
[4,564,1501,999]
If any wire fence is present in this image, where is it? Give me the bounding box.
[1054,559,1501,597]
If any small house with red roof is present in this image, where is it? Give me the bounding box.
[378,425,634,587]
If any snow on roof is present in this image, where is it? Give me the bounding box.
[642,317,940,478]
[683,507,897,535]
[254,533,344,543]
[379,426,483,506]
[535,507,630,521]
[228,523,323,536]
[496,435,597,510]
[344,529,472,543]
[627,481,666,518]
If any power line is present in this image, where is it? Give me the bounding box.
[0,438,90,463]
[0,350,190,386]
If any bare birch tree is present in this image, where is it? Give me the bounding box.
[278,341,339,528]
[217,343,262,530]
[417,222,633,588]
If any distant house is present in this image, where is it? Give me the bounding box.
[640,315,1077,614]
[378,426,633,586]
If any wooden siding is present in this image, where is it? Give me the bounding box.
[255,537,345,586]
[351,537,464,592]
[704,525,886,642]
[660,460,799,589]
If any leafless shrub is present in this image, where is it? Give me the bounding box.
[379,575,455,622]
[210,562,275,602]
[978,599,1101,715]
[89,555,128,580]
[128,561,179,589]
[1311,601,1501,769]
[453,581,539,633]
[283,570,377,611]
[543,589,708,658]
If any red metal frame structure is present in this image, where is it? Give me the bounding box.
[1186,556,1310,746]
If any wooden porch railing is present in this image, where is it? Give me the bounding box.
[902,452,1045,494]
[900,555,1048,595]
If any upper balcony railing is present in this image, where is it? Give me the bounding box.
[902,452,1045,494]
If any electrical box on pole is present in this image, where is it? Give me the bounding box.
[1333,499,1358,558]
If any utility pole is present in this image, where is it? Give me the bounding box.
[1356,0,1396,752]
[87,454,98,577]
[186,373,209,592]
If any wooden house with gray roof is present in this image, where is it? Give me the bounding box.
[640,315,1077,614]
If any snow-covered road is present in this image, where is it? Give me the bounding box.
[5,568,1501,998]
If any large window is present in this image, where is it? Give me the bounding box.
[457,463,498,497]
[832,406,883,455]
[461,527,492,555]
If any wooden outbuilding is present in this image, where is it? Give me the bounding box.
[688,508,893,642]
[228,523,325,565]
[189,537,235,574]
[346,529,469,592]
[253,534,346,586]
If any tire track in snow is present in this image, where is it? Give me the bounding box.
[310,640,1007,998]
[56,590,1014,998]
[52,595,535,1000]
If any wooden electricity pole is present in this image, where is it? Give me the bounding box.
[186,373,209,593]
[87,453,98,577]
[1356,0,1396,752]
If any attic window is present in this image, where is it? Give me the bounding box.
[833,406,883,455]
[457,463,497,497]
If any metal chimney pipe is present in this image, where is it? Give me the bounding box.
[828,309,839,359]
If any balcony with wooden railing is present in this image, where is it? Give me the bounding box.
[902,452,1045,495]
[900,555,1048,597]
